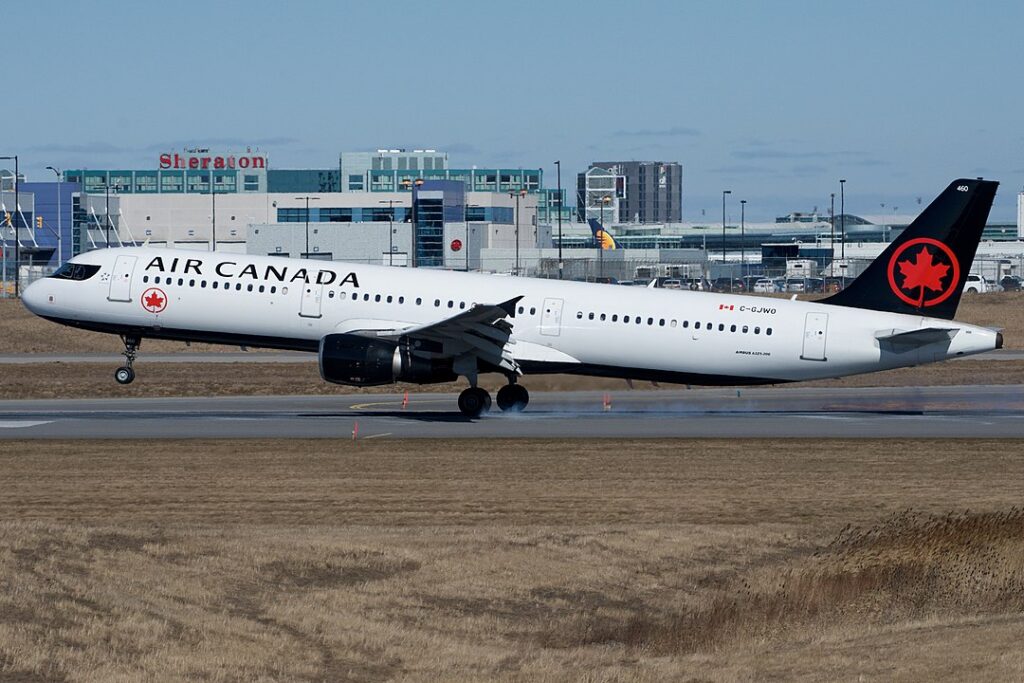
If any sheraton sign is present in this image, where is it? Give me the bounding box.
[159,152,267,170]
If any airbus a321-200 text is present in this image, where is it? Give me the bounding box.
[22,178,1002,417]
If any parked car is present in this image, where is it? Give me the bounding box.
[661,278,683,289]
[963,274,989,293]
[1000,275,1022,292]
[785,277,806,293]
[984,278,1003,292]
[712,277,746,293]
[753,278,778,293]
[683,277,713,291]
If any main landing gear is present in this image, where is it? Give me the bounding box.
[115,334,141,385]
[457,380,530,418]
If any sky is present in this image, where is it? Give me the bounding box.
[4,0,1024,221]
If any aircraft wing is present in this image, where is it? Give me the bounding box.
[370,296,524,375]
[875,327,958,348]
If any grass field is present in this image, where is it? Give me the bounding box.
[2,438,1024,681]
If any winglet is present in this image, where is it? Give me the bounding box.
[498,296,524,318]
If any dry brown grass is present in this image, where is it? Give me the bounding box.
[2,438,1024,681]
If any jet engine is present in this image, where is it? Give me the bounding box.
[318,333,457,387]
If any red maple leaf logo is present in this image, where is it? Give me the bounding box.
[897,247,950,307]
[144,291,164,310]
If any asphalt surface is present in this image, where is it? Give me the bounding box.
[1,385,1022,439]
[1,350,1023,364]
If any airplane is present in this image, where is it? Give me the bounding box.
[588,218,619,249]
[21,178,1001,418]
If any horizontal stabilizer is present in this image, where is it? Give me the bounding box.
[875,327,958,348]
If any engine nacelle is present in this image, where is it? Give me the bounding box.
[318,333,457,387]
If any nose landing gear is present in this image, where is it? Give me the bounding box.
[115,334,141,385]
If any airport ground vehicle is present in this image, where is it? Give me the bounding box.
[964,274,989,293]
[1000,275,1022,292]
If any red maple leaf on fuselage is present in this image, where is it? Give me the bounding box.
[144,291,164,309]
[897,247,950,305]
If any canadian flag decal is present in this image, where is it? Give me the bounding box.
[719,304,734,311]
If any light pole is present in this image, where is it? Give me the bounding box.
[830,192,835,278]
[721,189,732,267]
[1,156,19,296]
[295,196,319,257]
[46,166,63,266]
[105,178,111,248]
[510,189,526,276]
[378,198,400,266]
[740,199,746,285]
[840,179,846,261]
[555,160,563,280]
[209,170,217,251]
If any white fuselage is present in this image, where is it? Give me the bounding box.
[22,247,999,385]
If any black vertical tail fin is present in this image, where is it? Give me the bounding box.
[824,178,998,320]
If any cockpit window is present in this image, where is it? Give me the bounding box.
[49,263,101,281]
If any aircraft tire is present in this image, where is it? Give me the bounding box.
[496,384,529,412]
[115,367,135,385]
[458,387,490,418]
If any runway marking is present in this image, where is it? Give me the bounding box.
[360,432,392,440]
[349,399,448,410]
[0,420,52,429]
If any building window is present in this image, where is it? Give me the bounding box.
[348,174,364,191]
[243,175,259,191]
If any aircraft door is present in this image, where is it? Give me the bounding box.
[299,282,323,318]
[800,312,828,361]
[107,255,137,302]
[539,297,564,336]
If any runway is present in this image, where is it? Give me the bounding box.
[1,384,1022,439]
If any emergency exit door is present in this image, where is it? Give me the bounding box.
[299,283,323,318]
[800,312,829,361]
[539,298,564,336]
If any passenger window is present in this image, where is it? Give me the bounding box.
[236,283,242,291]
[364,294,371,301]
[386,295,393,303]
[742,325,749,333]
[327,290,333,298]
[718,323,724,331]
[155,276,161,284]
[248,284,254,292]
[178,278,184,286]
[201,281,207,288]
[683,320,689,328]
[530,307,536,315]
[224,282,230,289]
[375,294,382,302]
[398,296,404,304]
[435,299,441,307]
[588,312,595,320]
[518,306,524,314]
[659,319,666,327]
[647,317,654,325]
[767,328,773,336]
[624,315,630,323]
[695,322,701,329]
[576,311,583,319]
[636,317,641,325]
[189,279,195,287]
[447,300,454,308]
[259,285,265,293]
[270,286,277,294]
[212,282,218,289]
[600,313,606,321]
[612,314,618,322]
[459,302,466,309]
[143,275,149,283]
[730,324,737,332]
[754,326,760,334]
[670,320,677,327]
